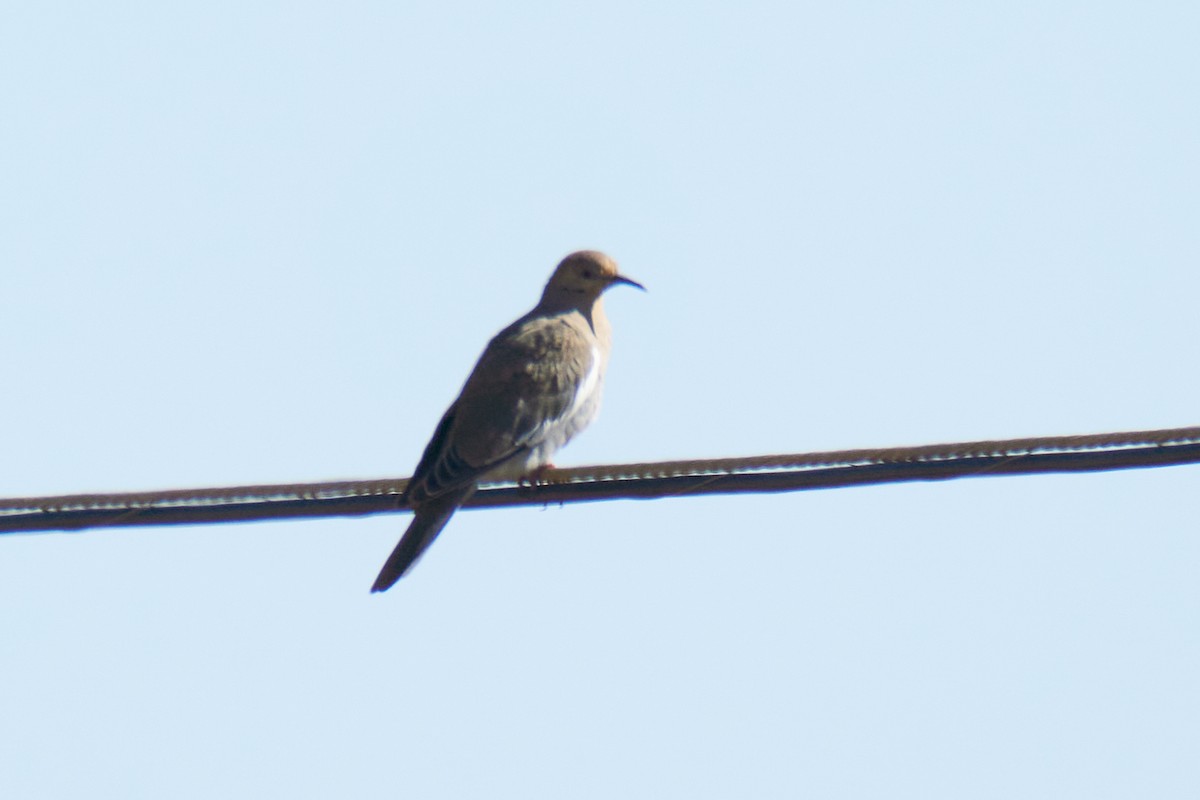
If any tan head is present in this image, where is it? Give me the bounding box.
[541,250,644,307]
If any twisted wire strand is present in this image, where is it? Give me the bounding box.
[560,425,1200,480]
[2,425,1198,534]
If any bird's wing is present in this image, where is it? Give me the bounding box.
[404,312,594,504]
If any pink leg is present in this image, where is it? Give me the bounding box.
[518,463,558,488]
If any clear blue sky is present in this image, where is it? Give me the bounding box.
[3,2,1198,797]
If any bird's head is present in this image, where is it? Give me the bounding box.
[542,250,645,305]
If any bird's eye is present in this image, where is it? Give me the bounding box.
[582,270,594,279]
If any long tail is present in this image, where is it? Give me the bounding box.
[370,486,476,592]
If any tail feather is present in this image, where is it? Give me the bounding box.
[370,487,475,592]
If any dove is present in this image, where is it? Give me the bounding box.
[371,250,643,592]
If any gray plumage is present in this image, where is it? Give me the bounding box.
[371,250,643,592]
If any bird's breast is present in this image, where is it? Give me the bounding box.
[514,341,606,474]
[566,343,603,420]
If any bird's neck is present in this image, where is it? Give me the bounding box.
[589,297,611,342]
[534,291,609,337]
[539,286,597,312]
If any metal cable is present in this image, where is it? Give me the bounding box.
[2,425,1198,534]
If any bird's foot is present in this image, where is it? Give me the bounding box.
[517,463,562,489]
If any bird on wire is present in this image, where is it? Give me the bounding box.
[371,250,644,592]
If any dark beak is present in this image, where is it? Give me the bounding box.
[611,274,646,292]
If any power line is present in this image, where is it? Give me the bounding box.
[2,425,1198,535]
